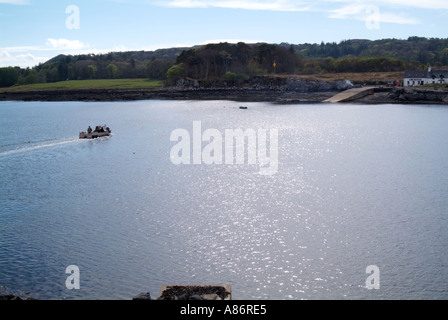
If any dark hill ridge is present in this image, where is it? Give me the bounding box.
[41,37,448,70]
[3,37,448,105]
[1,37,447,89]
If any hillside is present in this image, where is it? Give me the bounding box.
[1,37,447,88]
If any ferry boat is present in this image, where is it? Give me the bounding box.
[79,125,111,139]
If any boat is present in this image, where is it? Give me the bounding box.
[79,125,111,139]
[239,106,248,109]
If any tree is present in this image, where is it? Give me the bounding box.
[0,67,20,87]
[106,64,119,78]
[57,60,69,81]
[18,68,38,85]
[146,59,174,80]
[87,65,97,79]
[225,71,249,85]
[166,63,185,85]
[441,48,448,66]
[219,50,232,73]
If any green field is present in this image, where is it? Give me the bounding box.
[4,78,164,91]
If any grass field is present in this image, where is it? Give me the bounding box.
[2,72,404,92]
[3,78,165,91]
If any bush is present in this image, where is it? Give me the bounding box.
[166,63,186,85]
[225,71,249,85]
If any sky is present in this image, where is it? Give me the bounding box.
[0,0,447,68]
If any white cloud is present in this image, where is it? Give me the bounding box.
[45,39,89,50]
[160,0,448,11]
[321,0,448,10]
[368,0,448,10]
[0,0,30,4]
[158,0,435,25]
[328,3,420,25]
[0,50,47,68]
[163,0,311,11]
[377,12,421,25]
[0,39,91,67]
[2,39,89,53]
[201,38,263,44]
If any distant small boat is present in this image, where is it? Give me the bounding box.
[79,125,111,139]
[239,106,248,109]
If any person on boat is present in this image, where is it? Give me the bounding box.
[87,126,92,134]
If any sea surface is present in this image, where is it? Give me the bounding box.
[0,100,447,300]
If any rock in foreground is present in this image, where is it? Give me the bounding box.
[158,285,231,300]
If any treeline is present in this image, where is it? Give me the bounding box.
[300,56,420,75]
[0,48,183,87]
[1,37,448,87]
[289,37,448,65]
[168,43,422,82]
[168,42,303,84]
[33,48,183,83]
[165,42,420,84]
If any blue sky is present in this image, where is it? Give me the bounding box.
[1,0,447,67]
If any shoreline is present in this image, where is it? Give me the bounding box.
[0,87,447,105]
[0,87,336,103]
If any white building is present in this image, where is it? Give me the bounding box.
[404,67,448,87]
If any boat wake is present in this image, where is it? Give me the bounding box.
[0,136,85,158]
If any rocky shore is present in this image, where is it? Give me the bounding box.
[355,87,448,104]
[386,87,448,104]
[0,78,349,103]
[0,87,337,103]
[0,286,36,300]
[0,284,231,300]
[0,78,446,104]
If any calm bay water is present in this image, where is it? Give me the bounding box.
[0,100,447,300]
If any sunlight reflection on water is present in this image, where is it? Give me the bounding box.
[0,101,447,300]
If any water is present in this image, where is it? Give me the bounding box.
[0,100,447,300]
